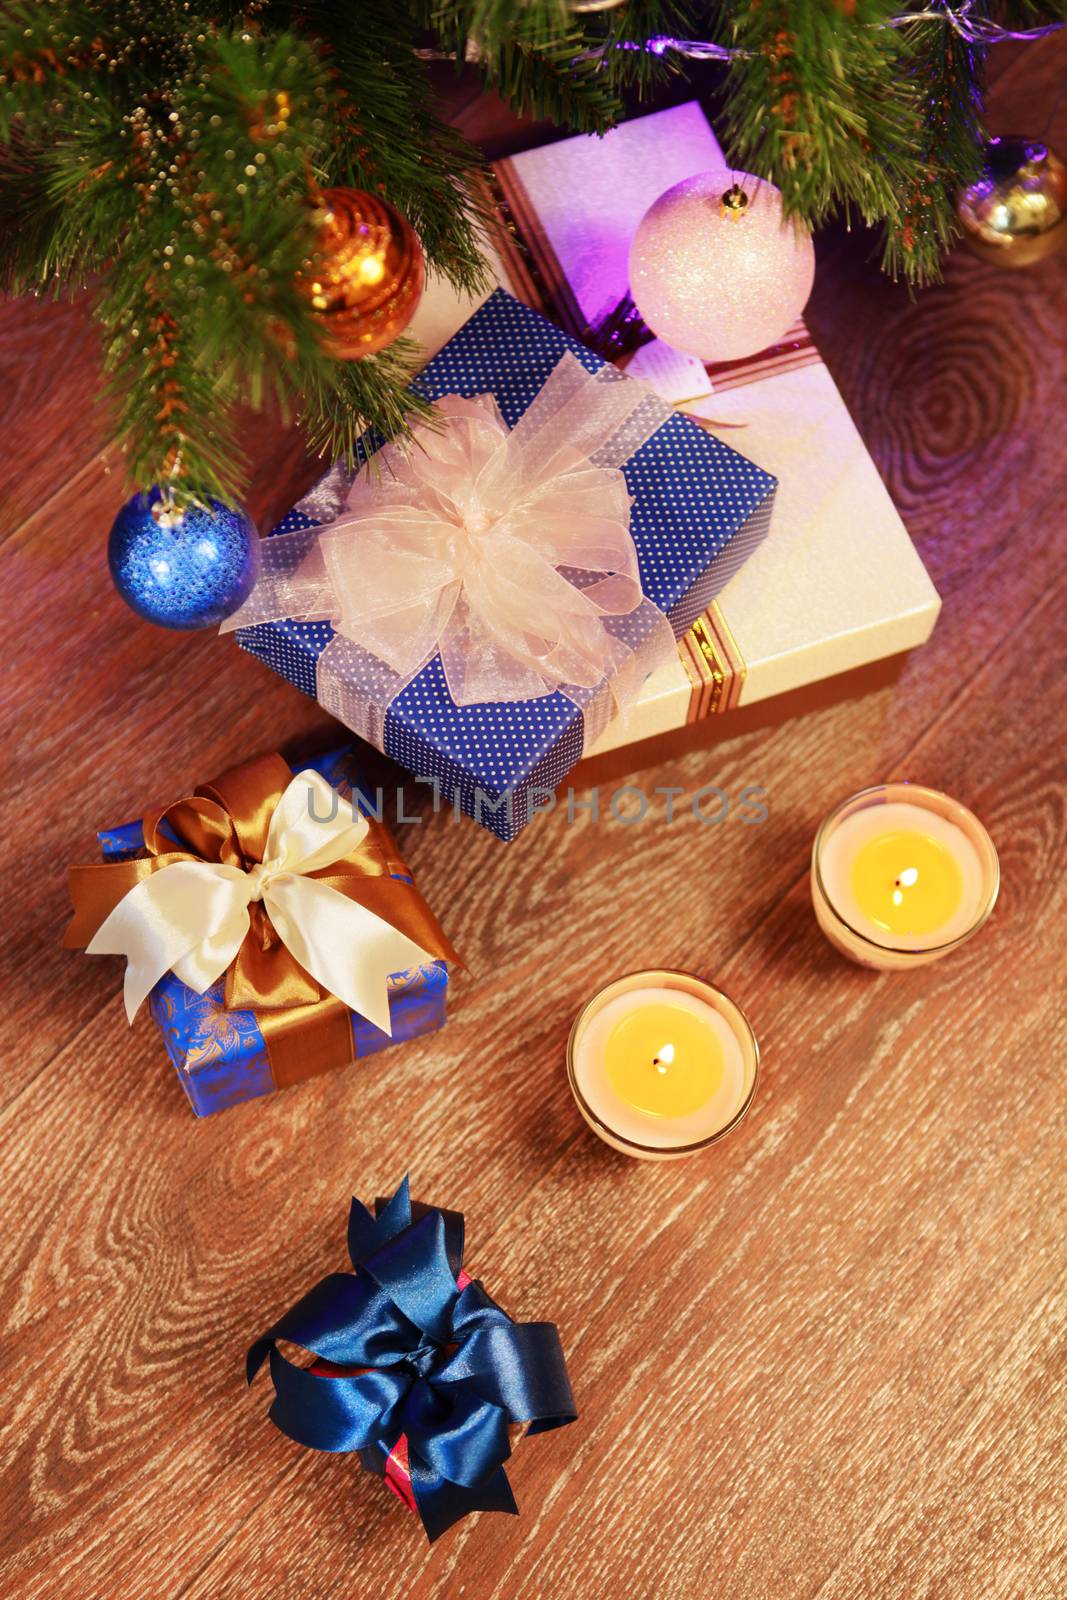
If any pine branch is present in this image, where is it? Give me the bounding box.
[422,1,625,132]
[429,0,572,34]
[719,1,925,226]
[0,3,107,141]
[296,337,435,468]
[482,34,620,130]
[101,269,244,504]
[590,1,704,97]
[93,26,338,504]
[0,141,67,291]
[165,31,331,410]
[882,11,987,283]
[0,0,1055,506]
[282,2,492,296]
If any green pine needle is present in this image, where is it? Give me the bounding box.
[0,0,1055,501]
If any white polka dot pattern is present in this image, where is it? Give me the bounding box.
[237,289,776,842]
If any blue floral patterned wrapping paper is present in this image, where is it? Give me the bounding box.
[99,747,448,1117]
[236,289,777,842]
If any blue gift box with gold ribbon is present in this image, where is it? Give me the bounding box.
[94,747,449,1118]
[236,290,776,841]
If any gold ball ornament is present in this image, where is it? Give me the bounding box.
[300,187,424,357]
[956,137,1067,268]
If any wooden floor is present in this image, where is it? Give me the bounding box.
[2,42,1066,1600]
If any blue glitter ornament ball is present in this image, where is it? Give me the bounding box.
[108,488,260,629]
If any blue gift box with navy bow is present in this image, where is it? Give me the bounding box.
[237,290,777,842]
[248,1177,577,1540]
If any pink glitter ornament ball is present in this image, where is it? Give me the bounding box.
[628,171,815,363]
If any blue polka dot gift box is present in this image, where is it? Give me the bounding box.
[236,290,777,842]
[83,747,451,1118]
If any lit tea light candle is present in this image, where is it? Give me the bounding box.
[812,783,999,971]
[567,970,759,1160]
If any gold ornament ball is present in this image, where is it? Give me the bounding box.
[956,137,1067,268]
[301,187,424,358]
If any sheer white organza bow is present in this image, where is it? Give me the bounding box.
[225,354,679,745]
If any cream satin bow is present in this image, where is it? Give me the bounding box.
[223,354,679,734]
[84,770,435,1035]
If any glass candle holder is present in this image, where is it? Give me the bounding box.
[566,969,760,1161]
[811,783,999,971]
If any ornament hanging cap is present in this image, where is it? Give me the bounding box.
[152,457,186,528]
[720,183,749,221]
[150,494,185,530]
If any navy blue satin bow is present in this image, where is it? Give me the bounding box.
[247,1177,577,1540]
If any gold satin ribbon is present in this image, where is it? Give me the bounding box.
[65,752,459,1090]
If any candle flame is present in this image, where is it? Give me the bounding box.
[652,1042,675,1074]
[892,864,919,908]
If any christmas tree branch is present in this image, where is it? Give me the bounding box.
[288,3,492,295]
[1,0,1065,504]
[296,337,434,470]
[422,1,624,131]
[881,11,987,280]
[720,2,923,222]
[84,25,339,504]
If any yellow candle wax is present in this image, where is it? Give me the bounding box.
[820,802,984,950]
[812,787,999,970]
[605,1003,729,1119]
[849,827,965,939]
[568,973,759,1159]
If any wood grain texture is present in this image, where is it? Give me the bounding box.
[2,46,1066,1600]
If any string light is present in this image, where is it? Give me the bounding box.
[627,5,1066,65]
[417,8,1065,68]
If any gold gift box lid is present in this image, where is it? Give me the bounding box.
[403,103,940,758]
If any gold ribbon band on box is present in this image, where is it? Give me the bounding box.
[484,159,818,718]
[64,752,460,1089]
[683,603,747,717]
